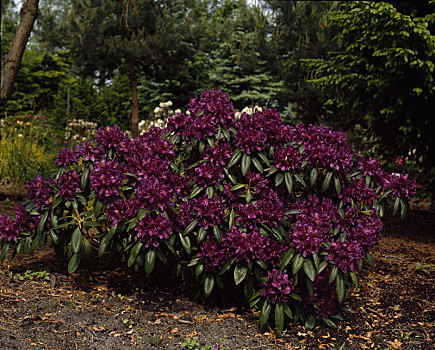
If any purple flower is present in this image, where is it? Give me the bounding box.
[193,162,224,186]
[135,212,173,248]
[95,125,127,151]
[273,145,302,172]
[74,140,104,163]
[55,148,78,166]
[327,239,363,273]
[0,214,19,242]
[90,159,126,202]
[134,177,174,212]
[57,170,81,201]
[235,113,267,154]
[261,269,293,304]
[203,141,233,166]
[222,226,282,265]
[197,236,228,273]
[15,205,38,234]
[382,173,416,200]
[189,195,226,230]
[106,199,140,226]
[26,175,56,209]
[340,177,378,205]
[357,157,382,177]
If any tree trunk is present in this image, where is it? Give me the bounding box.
[128,53,139,138]
[0,0,39,106]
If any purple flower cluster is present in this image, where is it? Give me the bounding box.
[338,207,382,251]
[193,162,224,186]
[135,177,174,212]
[55,148,78,166]
[135,212,173,248]
[74,140,104,163]
[357,157,382,177]
[327,239,363,273]
[106,199,140,227]
[273,145,302,172]
[178,195,226,230]
[236,194,285,229]
[0,215,19,242]
[261,269,293,304]
[95,125,127,151]
[203,142,233,166]
[26,175,56,209]
[197,226,282,272]
[287,196,338,257]
[382,173,416,200]
[57,170,81,201]
[290,124,353,172]
[90,159,126,201]
[340,178,378,205]
[167,90,235,140]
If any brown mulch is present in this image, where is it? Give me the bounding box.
[0,186,434,349]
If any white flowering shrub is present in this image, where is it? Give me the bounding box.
[139,101,182,134]
[64,119,98,143]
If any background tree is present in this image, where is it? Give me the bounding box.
[1,0,39,105]
[304,1,435,177]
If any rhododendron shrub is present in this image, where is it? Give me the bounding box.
[0,90,416,332]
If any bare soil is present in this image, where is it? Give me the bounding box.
[0,184,434,350]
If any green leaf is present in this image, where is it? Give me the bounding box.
[1,243,10,261]
[294,174,306,188]
[213,225,221,243]
[318,260,328,274]
[234,263,248,285]
[50,211,58,229]
[219,260,233,275]
[305,315,315,330]
[183,219,198,236]
[334,175,342,195]
[203,274,215,298]
[49,229,59,245]
[303,259,316,282]
[329,266,338,283]
[252,157,264,173]
[198,140,205,153]
[224,167,237,184]
[321,317,338,329]
[98,226,116,257]
[127,242,143,268]
[322,172,333,192]
[145,248,156,275]
[349,271,359,290]
[206,186,214,199]
[179,233,191,254]
[37,212,48,235]
[259,300,271,328]
[275,303,285,333]
[71,227,82,254]
[94,200,104,218]
[275,173,284,187]
[283,303,293,319]
[279,248,295,270]
[246,190,252,203]
[241,153,251,176]
[284,172,294,194]
[258,152,270,166]
[189,186,203,200]
[195,263,204,277]
[227,149,242,168]
[310,168,318,186]
[68,253,80,273]
[290,293,302,301]
[51,196,62,210]
[80,167,90,191]
[336,272,345,302]
[366,252,374,267]
[228,208,235,229]
[197,226,207,244]
[400,199,407,220]
[392,197,400,216]
[312,253,319,270]
[230,184,246,191]
[292,253,304,275]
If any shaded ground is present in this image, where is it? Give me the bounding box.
[0,185,434,349]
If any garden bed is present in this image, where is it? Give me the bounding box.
[0,187,434,350]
